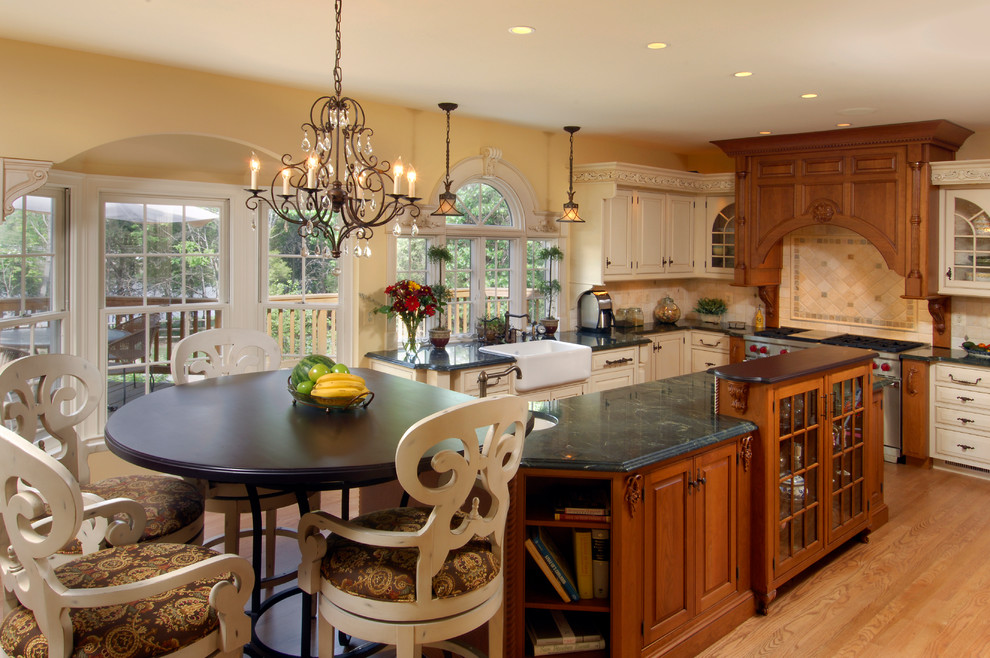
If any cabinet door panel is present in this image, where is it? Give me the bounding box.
[695,443,738,613]
[637,193,665,274]
[603,191,634,276]
[644,458,693,643]
[826,366,870,546]
[665,194,695,273]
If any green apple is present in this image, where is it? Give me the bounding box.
[296,380,315,395]
[330,363,350,374]
[308,363,332,382]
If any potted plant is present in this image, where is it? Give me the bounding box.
[477,316,505,345]
[535,245,565,335]
[426,244,455,348]
[693,296,728,325]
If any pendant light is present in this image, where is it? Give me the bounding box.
[558,126,585,223]
[431,102,463,217]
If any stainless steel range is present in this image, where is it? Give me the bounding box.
[743,327,926,463]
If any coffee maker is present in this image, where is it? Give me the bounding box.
[577,285,614,333]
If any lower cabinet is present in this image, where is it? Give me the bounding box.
[901,358,930,465]
[589,345,639,392]
[507,435,754,657]
[644,332,685,382]
[688,330,729,373]
[931,362,990,470]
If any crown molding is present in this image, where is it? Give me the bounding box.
[3,158,53,218]
[930,159,990,186]
[573,162,734,194]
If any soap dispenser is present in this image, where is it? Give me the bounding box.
[754,304,765,332]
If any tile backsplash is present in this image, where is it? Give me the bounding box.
[604,224,934,344]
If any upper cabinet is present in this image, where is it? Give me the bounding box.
[703,196,735,277]
[570,163,733,290]
[713,120,973,299]
[931,160,990,297]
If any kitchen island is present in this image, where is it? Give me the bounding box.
[509,371,758,657]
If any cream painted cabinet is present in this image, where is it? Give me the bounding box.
[938,188,990,296]
[688,330,729,373]
[702,196,736,277]
[601,191,694,280]
[645,332,685,381]
[931,362,990,469]
[588,345,639,392]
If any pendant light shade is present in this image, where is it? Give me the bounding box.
[558,125,585,223]
[431,102,463,217]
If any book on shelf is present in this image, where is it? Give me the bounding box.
[525,536,574,602]
[591,528,609,599]
[553,510,612,522]
[572,529,594,599]
[526,609,605,655]
[528,527,580,602]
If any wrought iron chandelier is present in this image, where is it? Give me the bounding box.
[245,0,420,258]
[430,102,462,218]
[558,126,585,223]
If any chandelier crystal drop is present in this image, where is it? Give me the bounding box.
[244,0,420,258]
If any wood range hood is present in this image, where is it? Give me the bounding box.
[712,120,973,348]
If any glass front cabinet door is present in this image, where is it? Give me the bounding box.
[940,188,990,296]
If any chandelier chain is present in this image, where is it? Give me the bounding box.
[333,0,343,97]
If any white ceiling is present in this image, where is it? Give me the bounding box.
[3,0,990,154]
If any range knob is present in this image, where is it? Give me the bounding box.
[872,362,878,369]
[880,363,892,372]
[759,346,768,354]
[780,348,789,354]
[749,345,758,352]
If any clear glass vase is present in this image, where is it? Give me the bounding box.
[402,317,421,353]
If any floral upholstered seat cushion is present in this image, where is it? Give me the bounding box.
[321,506,500,602]
[0,543,229,658]
[56,475,204,554]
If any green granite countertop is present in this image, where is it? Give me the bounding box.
[522,371,757,472]
[365,330,650,372]
[901,346,990,368]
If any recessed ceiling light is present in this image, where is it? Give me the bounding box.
[759,131,772,135]
[508,26,534,35]
[836,123,852,127]
[801,93,819,99]
[734,71,753,77]
[646,42,668,50]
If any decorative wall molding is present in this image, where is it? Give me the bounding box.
[930,159,990,186]
[2,158,53,219]
[573,162,734,194]
[481,147,502,177]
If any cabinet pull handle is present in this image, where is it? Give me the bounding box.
[948,374,982,386]
[957,396,975,403]
[653,343,661,352]
[687,479,695,494]
[606,257,612,268]
[696,470,706,487]
[947,267,952,280]
[957,417,976,424]
[957,443,976,451]
[698,339,722,348]
[705,362,716,367]
[605,357,634,366]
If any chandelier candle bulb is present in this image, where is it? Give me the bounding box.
[307,154,318,188]
[406,166,416,198]
[393,159,404,194]
[249,153,260,189]
[281,169,291,195]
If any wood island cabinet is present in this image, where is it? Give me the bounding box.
[507,436,754,657]
[714,346,886,614]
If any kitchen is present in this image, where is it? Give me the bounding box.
[3,1,990,656]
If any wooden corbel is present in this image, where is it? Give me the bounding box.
[624,474,643,517]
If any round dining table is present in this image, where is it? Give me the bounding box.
[104,367,475,658]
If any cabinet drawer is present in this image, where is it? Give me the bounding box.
[691,348,728,373]
[934,363,990,393]
[935,404,990,433]
[935,426,990,466]
[934,384,990,409]
[592,347,637,371]
[690,331,728,352]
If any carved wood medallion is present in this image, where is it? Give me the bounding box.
[741,435,753,472]
[624,473,643,517]
[727,381,750,415]
[808,198,838,223]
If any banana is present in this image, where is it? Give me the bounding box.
[315,372,365,386]
[312,385,367,398]
[313,381,367,391]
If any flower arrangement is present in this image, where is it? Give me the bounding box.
[374,280,441,351]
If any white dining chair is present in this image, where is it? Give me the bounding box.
[171,327,318,582]
[0,353,205,562]
[0,423,254,658]
[298,394,528,657]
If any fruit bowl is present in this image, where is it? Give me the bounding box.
[963,345,990,359]
[287,378,374,413]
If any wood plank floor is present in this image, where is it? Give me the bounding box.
[213,463,990,657]
[700,463,990,657]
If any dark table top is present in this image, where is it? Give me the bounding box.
[104,368,474,487]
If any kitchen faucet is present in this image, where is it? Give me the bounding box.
[504,312,531,343]
[477,365,522,398]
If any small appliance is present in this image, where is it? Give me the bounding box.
[577,285,614,333]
